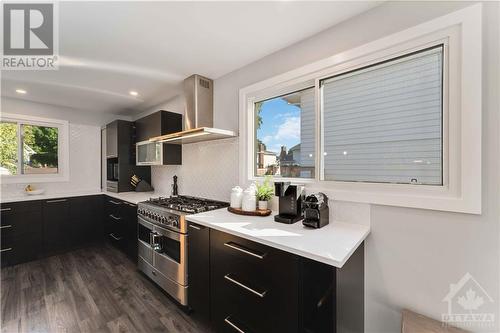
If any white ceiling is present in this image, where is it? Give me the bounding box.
[1,1,380,116]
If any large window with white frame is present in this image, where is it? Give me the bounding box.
[0,114,69,182]
[240,4,481,213]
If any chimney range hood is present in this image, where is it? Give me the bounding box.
[149,74,236,144]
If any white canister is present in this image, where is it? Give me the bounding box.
[241,188,257,211]
[230,186,243,209]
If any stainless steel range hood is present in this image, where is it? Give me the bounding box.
[149,74,236,144]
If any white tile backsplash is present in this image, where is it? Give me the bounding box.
[152,137,239,201]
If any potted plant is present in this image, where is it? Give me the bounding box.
[256,176,274,210]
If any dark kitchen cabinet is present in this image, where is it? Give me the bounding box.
[135,111,182,165]
[42,198,70,256]
[135,110,182,142]
[69,195,103,248]
[0,201,42,267]
[187,221,210,324]
[106,120,118,158]
[106,120,151,192]
[210,229,300,333]
[104,196,137,261]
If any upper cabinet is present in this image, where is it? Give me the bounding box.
[106,120,118,158]
[135,111,182,165]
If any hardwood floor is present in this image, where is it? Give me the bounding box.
[1,244,209,333]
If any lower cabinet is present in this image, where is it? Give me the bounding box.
[187,226,365,333]
[210,229,300,333]
[69,195,103,248]
[43,198,71,256]
[104,196,137,260]
[187,221,211,324]
[1,201,43,267]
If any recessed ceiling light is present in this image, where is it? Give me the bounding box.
[16,89,27,94]
[129,91,139,96]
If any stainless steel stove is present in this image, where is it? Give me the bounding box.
[137,196,228,305]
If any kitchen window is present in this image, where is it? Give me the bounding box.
[254,87,315,179]
[0,114,69,182]
[241,5,481,213]
[320,46,443,185]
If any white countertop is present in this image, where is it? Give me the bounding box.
[0,190,156,204]
[187,208,370,268]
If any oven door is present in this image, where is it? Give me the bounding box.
[137,216,153,265]
[152,223,187,286]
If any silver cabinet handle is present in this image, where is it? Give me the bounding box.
[109,214,121,221]
[224,274,267,298]
[224,316,245,333]
[109,233,122,241]
[108,200,121,205]
[0,208,11,212]
[188,224,201,230]
[0,248,12,253]
[46,199,67,203]
[0,225,12,229]
[224,242,266,259]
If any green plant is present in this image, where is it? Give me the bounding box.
[256,176,274,201]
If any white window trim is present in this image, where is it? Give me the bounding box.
[0,113,70,183]
[239,4,482,214]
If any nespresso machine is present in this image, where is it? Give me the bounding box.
[303,193,329,228]
[274,182,304,224]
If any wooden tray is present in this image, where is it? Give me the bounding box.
[227,206,272,217]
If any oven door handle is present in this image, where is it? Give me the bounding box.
[138,215,154,230]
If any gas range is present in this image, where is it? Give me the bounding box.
[137,195,229,233]
[137,195,228,305]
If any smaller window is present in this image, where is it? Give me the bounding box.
[254,87,315,179]
[0,120,60,176]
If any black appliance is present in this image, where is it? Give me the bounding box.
[274,182,304,224]
[302,193,329,229]
[137,195,229,305]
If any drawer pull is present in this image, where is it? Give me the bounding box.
[109,233,123,241]
[188,224,201,230]
[224,242,266,259]
[0,225,12,229]
[224,316,245,333]
[46,199,67,203]
[0,248,12,253]
[109,214,122,221]
[224,274,267,298]
[0,208,12,212]
[108,200,121,205]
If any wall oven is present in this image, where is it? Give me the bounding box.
[137,215,187,305]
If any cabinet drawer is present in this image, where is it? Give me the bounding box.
[210,230,300,333]
[1,202,42,235]
[1,235,42,267]
[105,197,122,217]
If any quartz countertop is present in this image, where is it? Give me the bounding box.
[187,208,370,268]
[0,190,157,204]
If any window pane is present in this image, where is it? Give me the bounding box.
[321,46,443,185]
[255,87,315,178]
[0,122,18,175]
[22,125,58,174]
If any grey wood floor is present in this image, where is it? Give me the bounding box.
[1,244,209,333]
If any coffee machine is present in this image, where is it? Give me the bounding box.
[302,193,329,228]
[274,182,304,224]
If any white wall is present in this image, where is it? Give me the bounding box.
[0,98,103,198]
[211,2,499,332]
